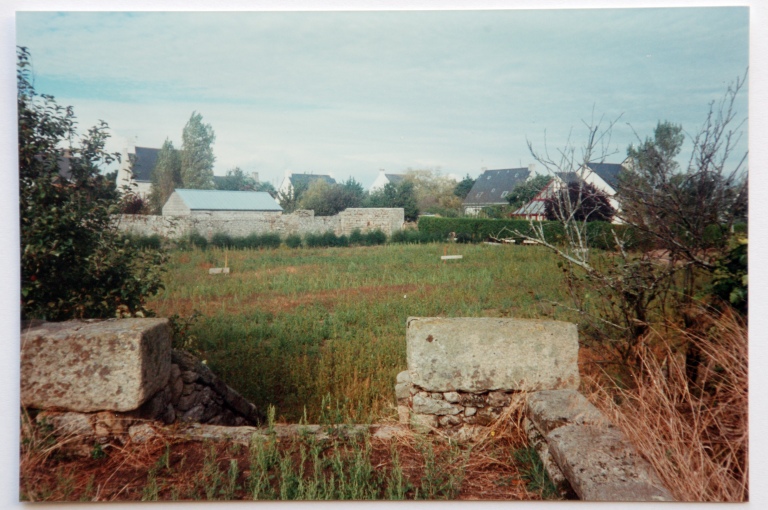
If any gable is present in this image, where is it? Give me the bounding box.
[463,168,531,205]
[130,146,162,182]
[586,162,624,190]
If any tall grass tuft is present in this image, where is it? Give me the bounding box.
[585,307,748,501]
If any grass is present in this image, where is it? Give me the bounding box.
[147,242,578,423]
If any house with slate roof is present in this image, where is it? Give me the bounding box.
[369,169,407,192]
[162,189,283,217]
[116,146,163,197]
[462,166,534,215]
[511,160,628,222]
[278,172,337,198]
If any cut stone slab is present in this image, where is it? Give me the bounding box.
[21,319,171,413]
[527,389,608,435]
[547,424,674,502]
[406,317,579,392]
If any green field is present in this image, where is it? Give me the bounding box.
[148,242,580,423]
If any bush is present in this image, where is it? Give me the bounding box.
[188,231,208,250]
[390,229,444,244]
[18,47,165,320]
[363,230,387,246]
[284,234,303,249]
[210,232,234,248]
[122,233,162,250]
[305,231,348,248]
[349,229,364,245]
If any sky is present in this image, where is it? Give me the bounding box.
[3,2,768,509]
[14,7,750,189]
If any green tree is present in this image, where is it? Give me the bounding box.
[216,167,256,191]
[453,174,475,199]
[506,174,551,209]
[180,111,215,189]
[366,180,419,221]
[296,178,365,216]
[18,46,165,320]
[147,139,182,213]
[403,169,462,215]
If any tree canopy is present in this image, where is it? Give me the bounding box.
[18,46,165,320]
[506,174,551,209]
[545,181,614,223]
[148,139,182,213]
[180,111,216,189]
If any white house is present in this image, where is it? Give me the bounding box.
[369,169,407,193]
[115,145,164,197]
[278,172,336,198]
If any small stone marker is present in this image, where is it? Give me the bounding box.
[406,317,580,392]
[21,319,171,413]
[208,267,230,275]
[440,255,463,260]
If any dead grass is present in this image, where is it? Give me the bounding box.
[583,308,748,502]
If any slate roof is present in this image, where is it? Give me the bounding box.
[463,168,531,206]
[385,174,405,185]
[586,162,624,190]
[289,173,336,188]
[174,189,283,212]
[128,147,162,182]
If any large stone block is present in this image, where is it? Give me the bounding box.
[406,317,579,392]
[21,319,171,413]
[527,389,607,435]
[547,424,674,502]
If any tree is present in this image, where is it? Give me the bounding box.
[297,177,366,216]
[506,174,551,209]
[18,46,165,320]
[254,181,278,198]
[216,167,256,191]
[180,111,215,189]
[147,139,182,213]
[366,180,419,221]
[403,169,462,215]
[545,181,614,222]
[453,174,476,199]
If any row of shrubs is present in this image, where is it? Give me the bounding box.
[121,228,446,251]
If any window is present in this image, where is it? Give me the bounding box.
[501,191,509,198]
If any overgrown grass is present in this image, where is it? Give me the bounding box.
[584,308,748,501]
[147,243,577,422]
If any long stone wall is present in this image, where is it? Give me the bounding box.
[114,208,404,240]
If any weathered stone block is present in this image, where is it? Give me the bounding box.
[412,394,461,415]
[21,319,171,413]
[527,389,608,435]
[547,424,674,502]
[395,382,411,400]
[406,317,579,392]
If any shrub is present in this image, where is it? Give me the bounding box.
[363,230,387,246]
[210,232,234,248]
[390,229,444,244]
[349,229,364,245]
[259,233,282,249]
[19,47,165,320]
[284,234,302,249]
[122,234,162,250]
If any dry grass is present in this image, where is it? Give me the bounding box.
[584,308,748,502]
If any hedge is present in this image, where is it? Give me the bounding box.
[417,217,654,250]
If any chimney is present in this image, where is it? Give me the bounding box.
[251,172,259,183]
[528,163,536,173]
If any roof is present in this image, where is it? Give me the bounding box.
[511,179,556,217]
[129,147,162,182]
[174,189,283,212]
[385,174,405,185]
[586,162,624,190]
[463,168,531,206]
[289,173,336,188]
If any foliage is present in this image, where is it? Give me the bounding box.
[544,181,614,222]
[148,139,182,213]
[297,178,366,216]
[513,447,559,499]
[402,169,463,215]
[277,179,309,213]
[366,180,419,221]
[506,174,551,209]
[180,111,216,189]
[304,231,350,248]
[453,173,476,199]
[284,234,302,249]
[254,181,278,198]
[215,167,256,191]
[119,191,150,214]
[389,229,445,244]
[18,46,166,320]
[710,238,747,314]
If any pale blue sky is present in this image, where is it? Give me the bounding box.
[15,8,749,188]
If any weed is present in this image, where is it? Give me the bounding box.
[513,446,559,500]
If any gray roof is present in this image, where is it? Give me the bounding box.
[128,146,162,182]
[463,168,531,206]
[385,174,405,185]
[586,162,624,190]
[175,189,283,212]
[290,173,336,188]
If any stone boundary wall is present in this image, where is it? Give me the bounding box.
[114,207,404,240]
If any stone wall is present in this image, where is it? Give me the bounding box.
[115,207,404,240]
[22,319,262,454]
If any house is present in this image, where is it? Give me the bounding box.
[115,145,163,196]
[462,166,534,215]
[369,169,407,192]
[278,172,336,198]
[511,160,628,222]
[162,189,283,217]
